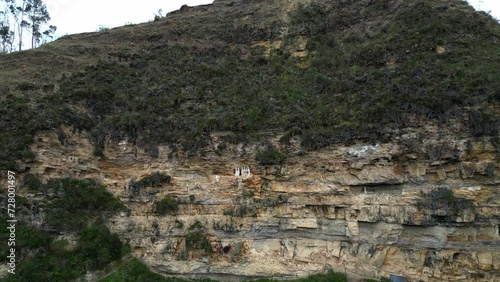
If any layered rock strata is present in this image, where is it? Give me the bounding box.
[21,124,500,281]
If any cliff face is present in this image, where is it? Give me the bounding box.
[23,121,499,281]
[1,0,499,281]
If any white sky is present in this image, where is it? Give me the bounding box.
[48,0,499,36]
[468,0,500,19]
[49,0,213,36]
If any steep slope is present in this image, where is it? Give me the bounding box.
[1,0,498,168]
[0,0,499,281]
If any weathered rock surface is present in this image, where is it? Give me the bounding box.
[18,122,500,281]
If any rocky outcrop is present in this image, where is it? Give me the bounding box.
[19,122,499,281]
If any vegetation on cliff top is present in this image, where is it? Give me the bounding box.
[0,0,499,169]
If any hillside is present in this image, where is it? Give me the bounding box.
[1,0,498,168]
[0,0,499,281]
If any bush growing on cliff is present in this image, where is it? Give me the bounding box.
[468,111,499,137]
[16,225,51,249]
[135,172,172,188]
[44,178,127,231]
[223,204,257,217]
[1,179,130,280]
[77,223,124,270]
[185,232,212,254]
[156,196,178,215]
[418,187,475,215]
[20,173,42,191]
[256,145,286,166]
[0,221,129,282]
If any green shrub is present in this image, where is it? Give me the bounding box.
[21,173,42,191]
[77,224,123,270]
[51,178,125,211]
[156,196,178,215]
[1,177,129,281]
[185,232,212,254]
[17,226,51,249]
[223,209,234,216]
[44,178,126,231]
[188,220,206,231]
[256,194,288,208]
[236,205,257,217]
[418,187,475,215]
[97,25,110,32]
[256,145,286,166]
[16,195,28,206]
[469,111,499,137]
[136,172,172,188]
[49,240,69,256]
[2,223,127,282]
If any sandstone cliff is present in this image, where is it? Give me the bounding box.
[18,120,498,281]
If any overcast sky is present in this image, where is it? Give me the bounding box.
[468,0,500,19]
[49,0,213,36]
[48,0,499,36]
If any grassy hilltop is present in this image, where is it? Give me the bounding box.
[0,0,498,169]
